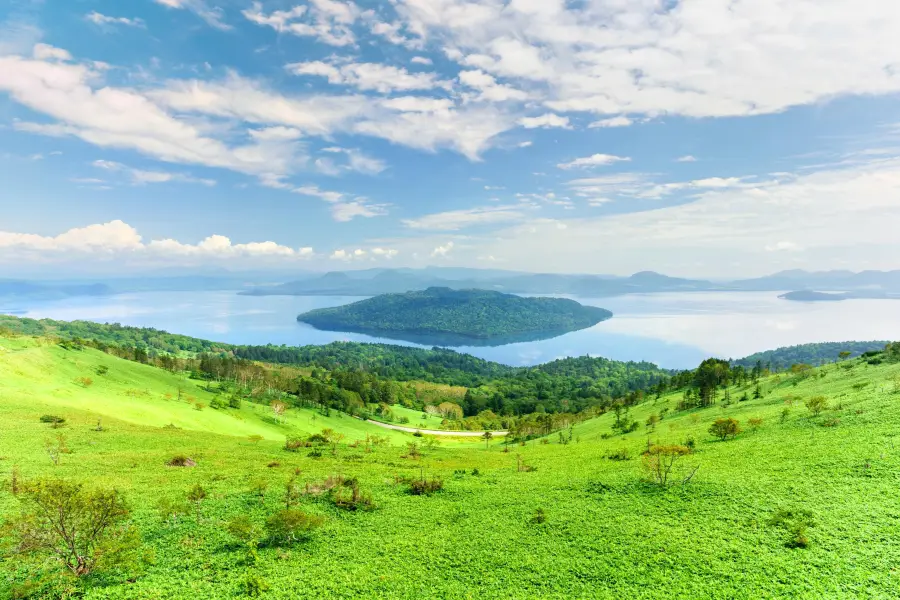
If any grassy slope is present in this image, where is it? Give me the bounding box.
[1,336,900,598]
[0,337,415,444]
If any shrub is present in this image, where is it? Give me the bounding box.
[39,415,65,427]
[606,448,630,461]
[405,474,444,496]
[708,418,741,441]
[3,478,140,577]
[330,479,376,511]
[804,396,828,417]
[822,418,841,428]
[264,509,324,545]
[227,514,261,545]
[229,396,242,409]
[780,408,791,423]
[684,436,696,451]
[209,397,227,410]
[166,455,197,467]
[242,572,270,597]
[530,508,547,524]
[768,508,814,548]
[74,376,93,388]
[284,437,309,452]
[748,417,763,432]
[642,444,697,486]
[95,365,109,376]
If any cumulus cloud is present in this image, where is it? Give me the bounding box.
[557,154,631,170]
[393,0,900,120]
[431,241,454,257]
[243,0,359,46]
[287,60,450,93]
[677,155,698,162]
[588,116,633,128]
[518,114,570,129]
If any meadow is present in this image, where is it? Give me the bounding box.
[1,334,900,598]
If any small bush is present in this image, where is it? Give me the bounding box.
[606,448,630,461]
[264,509,324,545]
[642,444,697,486]
[166,455,196,467]
[229,396,242,409]
[284,438,309,452]
[406,475,444,496]
[94,365,109,376]
[227,514,261,545]
[74,376,93,388]
[242,572,270,597]
[804,396,828,417]
[209,397,227,410]
[768,508,814,548]
[530,508,547,524]
[747,417,763,432]
[708,418,741,441]
[821,418,841,428]
[330,479,376,511]
[684,436,696,451]
[39,415,65,426]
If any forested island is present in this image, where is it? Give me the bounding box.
[296,287,613,345]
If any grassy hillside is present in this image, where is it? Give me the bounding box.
[2,334,900,598]
[0,336,416,445]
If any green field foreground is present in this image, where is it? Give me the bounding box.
[2,335,900,598]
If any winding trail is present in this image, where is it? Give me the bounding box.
[365,420,508,437]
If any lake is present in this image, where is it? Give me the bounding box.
[4,291,900,369]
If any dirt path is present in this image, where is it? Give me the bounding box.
[365,420,508,437]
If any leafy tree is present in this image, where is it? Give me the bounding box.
[2,478,139,577]
[481,430,493,449]
[709,418,741,441]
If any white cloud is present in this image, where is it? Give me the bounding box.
[403,205,528,231]
[32,44,71,62]
[458,70,528,103]
[330,201,388,221]
[154,0,231,31]
[86,12,145,28]
[765,241,802,252]
[431,241,454,257]
[393,0,900,121]
[518,141,532,148]
[371,247,398,258]
[243,0,359,46]
[677,155,698,162]
[411,56,432,65]
[588,116,633,128]
[91,160,215,186]
[518,113,570,129]
[558,153,631,170]
[293,185,345,203]
[288,60,449,94]
[0,220,320,264]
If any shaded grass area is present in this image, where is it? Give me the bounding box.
[1,336,900,598]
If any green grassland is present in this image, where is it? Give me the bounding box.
[2,334,900,598]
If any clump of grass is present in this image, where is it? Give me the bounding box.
[529,508,547,524]
[606,448,631,461]
[166,455,196,467]
[768,509,815,548]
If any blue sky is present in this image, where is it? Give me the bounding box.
[2,0,900,277]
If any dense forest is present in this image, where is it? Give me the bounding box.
[296,287,612,342]
[731,341,890,369]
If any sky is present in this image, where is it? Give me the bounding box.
[2,0,900,278]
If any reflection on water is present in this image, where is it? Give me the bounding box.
[6,290,900,369]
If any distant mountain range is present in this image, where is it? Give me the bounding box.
[242,268,900,297]
[5,268,900,300]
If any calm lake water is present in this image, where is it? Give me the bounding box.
[5,291,900,369]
